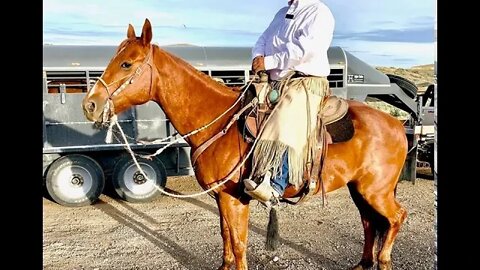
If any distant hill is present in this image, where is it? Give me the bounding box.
[376,64,435,93]
[366,64,435,119]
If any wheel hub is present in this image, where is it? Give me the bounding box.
[133,171,147,184]
[70,173,84,186]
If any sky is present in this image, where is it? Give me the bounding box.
[43,0,436,68]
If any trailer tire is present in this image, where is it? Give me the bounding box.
[46,154,105,207]
[387,74,418,99]
[112,155,167,203]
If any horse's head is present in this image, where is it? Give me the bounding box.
[82,19,155,123]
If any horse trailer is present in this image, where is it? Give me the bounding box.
[43,45,422,207]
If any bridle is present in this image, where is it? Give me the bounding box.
[93,44,154,123]
[90,45,263,198]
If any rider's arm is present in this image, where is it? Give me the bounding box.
[263,8,334,70]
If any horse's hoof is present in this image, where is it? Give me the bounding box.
[377,261,392,270]
[351,260,374,270]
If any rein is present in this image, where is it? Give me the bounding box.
[105,72,261,198]
[190,98,257,165]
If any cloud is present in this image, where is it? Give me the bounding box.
[344,49,370,54]
[372,20,397,26]
[43,0,435,67]
[393,58,417,63]
[373,53,394,57]
[333,39,434,67]
[409,16,435,27]
[335,27,434,43]
[333,15,434,45]
[44,28,121,37]
[43,23,261,47]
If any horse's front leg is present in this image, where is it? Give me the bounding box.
[215,190,250,270]
[217,214,234,270]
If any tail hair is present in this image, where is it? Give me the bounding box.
[266,207,279,251]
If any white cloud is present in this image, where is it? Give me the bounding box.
[334,40,434,67]
[43,0,435,67]
[324,0,435,32]
[43,0,179,27]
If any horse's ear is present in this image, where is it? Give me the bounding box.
[141,18,152,45]
[127,24,136,39]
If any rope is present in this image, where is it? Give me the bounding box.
[139,77,255,160]
[112,114,258,198]
[106,77,257,198]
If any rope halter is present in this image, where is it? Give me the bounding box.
[92,44,154,123]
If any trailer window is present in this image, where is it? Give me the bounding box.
[327,68,344,88]
[45,71,102,94]
[210,70,247,86]
[47,79,87,93]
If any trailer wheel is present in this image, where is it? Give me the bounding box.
[387,74,418,99]
[46,154,105,207]
[112,155,167,203]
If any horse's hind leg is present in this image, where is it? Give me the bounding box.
[352,179,407,270]
[215,191,250,270]
[348,183,376,270]
[375,198,407,270]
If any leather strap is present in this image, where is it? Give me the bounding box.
[279,185,308,205]
[202,153,249,198]
[191,98,257,165]
[310,122,328,207]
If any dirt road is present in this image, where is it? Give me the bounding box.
[43,175,435,270]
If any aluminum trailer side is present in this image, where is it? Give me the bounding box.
[43,45,421,207]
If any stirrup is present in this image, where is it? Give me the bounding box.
[243,171,278,203]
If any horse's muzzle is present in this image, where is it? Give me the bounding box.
[82,100,98,122]
[82,95,106,123]
[85,101,96,114]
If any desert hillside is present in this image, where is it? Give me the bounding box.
[366,64,435,119]
[376,64,435,93]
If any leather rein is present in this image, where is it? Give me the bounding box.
[92,47,324,203]
[94,49,259,192]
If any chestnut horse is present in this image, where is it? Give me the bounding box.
[82,19,408,270]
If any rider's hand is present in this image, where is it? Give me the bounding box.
[252,56,266,74]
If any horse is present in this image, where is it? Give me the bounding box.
[82,19,408,270]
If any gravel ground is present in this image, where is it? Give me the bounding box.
[43,174,435,270]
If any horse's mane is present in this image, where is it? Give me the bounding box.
[153,45,241,96]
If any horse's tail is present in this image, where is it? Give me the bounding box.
[266,207,279,251]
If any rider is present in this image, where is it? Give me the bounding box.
[244,0,335,204]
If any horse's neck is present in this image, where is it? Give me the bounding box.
[151,46,239,148]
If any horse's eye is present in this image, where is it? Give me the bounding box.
[121,62,132,69]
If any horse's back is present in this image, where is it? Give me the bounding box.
[322,100,407,192]
[347,100,407,149]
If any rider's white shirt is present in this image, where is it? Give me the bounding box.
[252,0,335,80]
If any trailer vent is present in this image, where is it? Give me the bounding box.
[45,70,104,93]
[327,68,344,88]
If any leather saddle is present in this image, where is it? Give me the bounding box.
[239,82,354,144]
[238,81,355,205]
